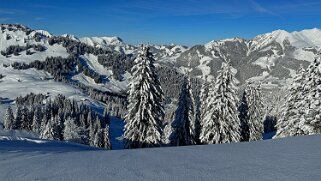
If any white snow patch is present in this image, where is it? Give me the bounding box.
[197,56,212,77]
[252,55,279,69]
[0,66,90,102]
[251,28,321,52]
[79,36,124,47]
[0,135,321,180]
[291,48,316,62]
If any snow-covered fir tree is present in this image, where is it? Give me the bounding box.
[40,117,60,140]
[88,113,96,146]
[199,76,210,122]
[31,106,42,134]
[94,128,104,148]
[169,76,196,146]
[20,106,31,130]
[238,90,250,141]
[199,76,211,140]
[63,117,82,143]
[123,45,165,148]
[79,113,87,128]
[54,115,64,140]
[274,64,308,138]
[14,106,22,129]
[238,83,264,141]
[103,125,112,150]
[104,108,110,123]
[200,62,241,144]
[162,122,173,144]
[4,106,15,130]
[302,57,321,134]
[89,114,111,149]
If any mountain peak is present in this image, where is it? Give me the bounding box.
[79,36,124,47]
[204,37,246,50]
[61,34,79,41]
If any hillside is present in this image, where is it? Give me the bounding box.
[1,24,321,146]
[1,134,320,181]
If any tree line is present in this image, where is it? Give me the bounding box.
[0,44,47,57]
[3,93,111,149]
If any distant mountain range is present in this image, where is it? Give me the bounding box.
[0,24,320,118]
[69,27,321,87]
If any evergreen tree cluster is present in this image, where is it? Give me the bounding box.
[124,46,266,149]
[0,24,32,34]
[88,89,127,118]
[0,44,46,56]
[156,65,185,100]
[48,36,112,56]
[3,93,111,149]
[275,56,321,138]
[11,55,78,81]
[98,53,133,81]
[11,55,105,83]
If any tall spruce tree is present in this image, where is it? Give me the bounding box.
[4,106,15,130]
[238,90,250,141]
[31,106,42,134]
[88,113,96,146]
[123,45,165,148]
[103,125,112,150]
[94,128,104,148]
[40,117,60,140]
[20,106,31,130]
[199,76,211,140]
[169,76,196,146]
[274,64,308,138]
[199,76,210,122]
[200,62,241,144]
[238,83,264,141]
[63,117,82,143]
[302,57,321,134]
[14,106,22,129]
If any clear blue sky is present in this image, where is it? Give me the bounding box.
[1,0,321,46]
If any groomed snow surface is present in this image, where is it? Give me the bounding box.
[1,134,321,181]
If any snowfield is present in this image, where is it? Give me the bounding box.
[1,135,321,181]
[0,66,98,105]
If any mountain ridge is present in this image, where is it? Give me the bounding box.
[0,23,320,118]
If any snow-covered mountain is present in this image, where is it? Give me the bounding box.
[76,27,321,88]
[79,36,124,47]
[0,24,320,120]
[178,29,321,88]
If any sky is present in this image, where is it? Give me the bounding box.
[1,0,321,46]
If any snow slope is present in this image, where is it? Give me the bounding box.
[251,28,321,50]
[72,53,129,92]
[0,134,320,181]
[79,36,124,47]
[0,66,89,101]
